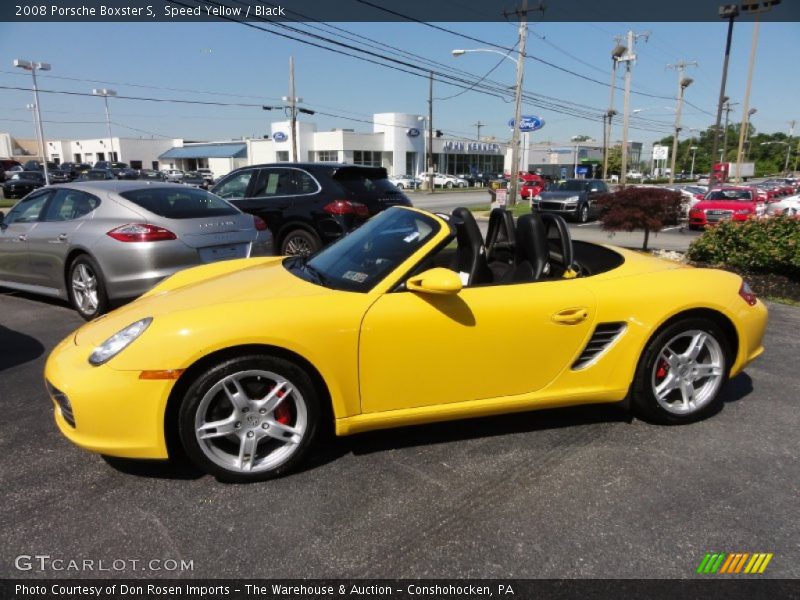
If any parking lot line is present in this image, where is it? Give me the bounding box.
[577,222,601,227]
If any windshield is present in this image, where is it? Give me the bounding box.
[706,190,753,201]
[292,207,440,292]
[119,187,238,219]
[87,171,109,180]
[552,180,588,192]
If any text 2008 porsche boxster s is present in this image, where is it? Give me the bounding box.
[45,206,767,481]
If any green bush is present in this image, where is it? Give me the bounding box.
[686,217,800,278]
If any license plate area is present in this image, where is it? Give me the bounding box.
[199,243,247,263]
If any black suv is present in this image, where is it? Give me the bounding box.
[531,178,609,223]
[211,163,412,256]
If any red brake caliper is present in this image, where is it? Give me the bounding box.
[656,358,669,380]
[273,390,292,425]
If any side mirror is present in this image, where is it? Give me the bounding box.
[406,268,463,295]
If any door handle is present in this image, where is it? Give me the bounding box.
[552,308,589,325]
[56,233,68,242]
[17,234,27,242]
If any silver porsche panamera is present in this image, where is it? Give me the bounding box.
[0,181,272,319]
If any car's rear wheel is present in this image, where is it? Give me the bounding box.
[67,255,109,320]
[178,354,322,482]
[445,181,454,189]
[632,318,730,424]
[395,182,405,189]
[280,228,321,257]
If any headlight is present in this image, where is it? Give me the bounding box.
[88,318,153,366]
[564,195,579,205]
[533,195,542,201]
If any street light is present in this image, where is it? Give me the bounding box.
[603,44,626,181]
[453,46,524,205]
[14,59,51,184]
[743,107,757,161]
[92,88,117,163]
[710,4,740,168]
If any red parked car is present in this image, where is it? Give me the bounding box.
[688,187,764,229]
[519,173,546,200]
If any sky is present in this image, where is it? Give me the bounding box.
[0,18,798,159]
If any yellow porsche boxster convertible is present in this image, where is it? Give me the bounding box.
[45,206,767,481]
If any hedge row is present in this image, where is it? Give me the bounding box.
[686,217,800,278]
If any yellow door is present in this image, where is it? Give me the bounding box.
[359,280,597,413]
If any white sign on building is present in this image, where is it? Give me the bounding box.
[652,145,669,161]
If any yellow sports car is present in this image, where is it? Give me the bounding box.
[45,206,768,482]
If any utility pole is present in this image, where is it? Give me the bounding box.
[667,60,697,184]
[710,4,739,173]
[603,41,626,181]
[93,88,117,162]
[286,56,298,162]
[428,70,434,193]
[721,100,738,160]
[617,30,648,186]
[784,120,796,173]
[473,121,485,141]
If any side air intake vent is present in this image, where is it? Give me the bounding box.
[572,322,627,370]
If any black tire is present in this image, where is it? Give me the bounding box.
[445,181,454,189]
[280,228,321,257]
[577,204,589,223]
[631,318,731,425]
[67,254,109,320]
[178,354,323,482]
[395,183,404,190]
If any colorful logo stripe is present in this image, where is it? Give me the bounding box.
[697,553,773,574]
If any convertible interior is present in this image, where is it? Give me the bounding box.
[410,207,625,288]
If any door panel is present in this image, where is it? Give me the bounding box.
[26,189,99,289]
[359,280,597,414]
[0,192,51,284]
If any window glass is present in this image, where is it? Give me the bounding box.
[317,151,338,162]
[119,187,238,219]
[43,190,100,221]
[276,151,290,162]
[251,168,318,197]
[212,170,253,199]
[4,192,50,224]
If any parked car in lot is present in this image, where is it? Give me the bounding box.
[181,171,209,189]
[0,158,23,182]
[58,162,93,181]
[197,168,215,183]
[418,172,468,188]
[213,163,412,256]
[47,169,72,184]
[388,174,420,190]
[117,167,140,180]
[42,205,768,481]
[531,178,609,223]
[164,169,185,182]
[78,169,116,181]
[94,161,130,178]
[2,170,46,199]
[0,181,272,319]
[138,169,167,181]
[519,174,546,200]
[766,194,800,218]
[688,187,762,229]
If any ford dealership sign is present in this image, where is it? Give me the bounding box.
[407,128,420,137]
[273,131,288,142]
[508,115,545,132]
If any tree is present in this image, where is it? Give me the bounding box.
[606,145,622,176]
[596,187,684,250]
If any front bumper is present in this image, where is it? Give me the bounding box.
[44,334,173,459]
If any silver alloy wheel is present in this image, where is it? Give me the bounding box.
[194,369,307,473]
[651,330,725,415]
[579,205,589,223]
[283,234,314,257]
[71,263,99,315]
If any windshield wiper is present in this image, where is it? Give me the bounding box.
[301,261,331,287]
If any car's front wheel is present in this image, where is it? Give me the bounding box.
[280,228,321,257]
[577,204,589,223]
[445,181,454,189]
[632,318,730,424]
[178,354,322,482]
[67,254,109,320]
[395,183,404,189]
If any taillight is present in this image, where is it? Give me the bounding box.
[739,280,757,306]
[323,200,369,218]
[253,215,268,231]
[107,223,177,242]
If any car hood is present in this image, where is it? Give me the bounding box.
[693,200,755,211]
[537,191,585,199]
[74,257,335,346]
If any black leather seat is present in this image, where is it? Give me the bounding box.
[507,213,550,282]
[451,207,493,286]
[539,212,575,275]
[486,207,516,262]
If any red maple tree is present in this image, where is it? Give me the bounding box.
[596,187,684,250]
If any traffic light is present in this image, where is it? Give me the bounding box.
[435,130,443,137]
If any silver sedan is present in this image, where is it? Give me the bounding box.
[0,181,272,319]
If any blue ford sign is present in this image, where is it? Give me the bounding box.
[273,131,288,142]
[407,128,420,137]
[508,115,545,132]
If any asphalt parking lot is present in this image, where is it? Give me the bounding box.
[1,288,798,579]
